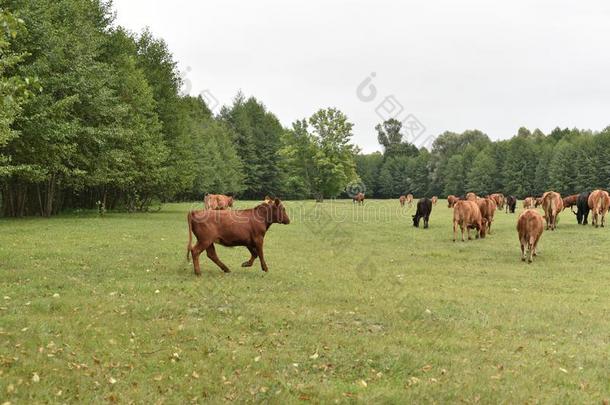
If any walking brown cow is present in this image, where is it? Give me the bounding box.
[477,198,497,233]
[406,194,414,206]
[517,209,544,263]
[431,196,438,205]
[523,197,535,209]
[353,192,365,205]
[562,194,579,211]
[186,199,290,275]
[447,195,459,208]
[541,191,563,230]
[399,195,407,207]
[588,189,610,228]
[204,194,234,210]
[452,200,487,242]
[489,193,505,210]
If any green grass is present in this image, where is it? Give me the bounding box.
[1,200,609,403]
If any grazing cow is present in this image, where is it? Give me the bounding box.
[562,194,579,211]
[534,197,543,208]
[541,191,563,230]
[489,193,505,210]
[452,200,487,242]
[399,195,407,207]
[431,196,438,205]
[573,192,591,225]
[447,195,459,208]
[353,192,365,205]
[477,198,497,233]
[413,198,433,228]
[587,189,610,228]
[506,196,517,213]
[186,199,290,275]
[523,197,535,209]
[517,209,544,263]
[204,194,234,210]
[406,194,414,206]
[466,192,477,201]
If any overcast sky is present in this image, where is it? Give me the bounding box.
[113,0,610,152]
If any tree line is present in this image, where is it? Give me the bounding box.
[0,1,358,216]
[2,1,609,217]
[357,123,610,199]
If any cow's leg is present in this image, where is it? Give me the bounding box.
[424,215,429,229]
[206,244,231,273]
[191,242,209,276]
[241,246,258,267]
[533,234,542,257]
[520,238,526,261]
[254,239,269,272]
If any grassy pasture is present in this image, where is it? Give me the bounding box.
[1,199,609,403]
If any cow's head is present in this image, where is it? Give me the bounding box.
[412,213,420,228]
[269,199,290,225]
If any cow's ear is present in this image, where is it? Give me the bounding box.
[274,198,281,206]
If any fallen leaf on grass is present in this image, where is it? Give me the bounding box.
[357,379,367,387]
[31,373,40,383]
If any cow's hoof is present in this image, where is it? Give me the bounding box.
[194,272,202,277]
[241,262,252,267]
[223,268,231,273]
[527,259,532,264]
[521,257,525,262]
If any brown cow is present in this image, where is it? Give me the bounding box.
[562,194,579,211]
[204,194,234,210]
[534,197,543,208]
[431,196,438,205]
[523,197,535,209]
[447,195,459,208]
[466,192,477,201]
[353,192,365,205]
[541,191,563,230]
[489,193,505,210]
[587,189,610,228]
[477,198,497,233]
[186,199,290,275]
[399,195,407,207]
[517,209,544,263]
[406,194,414,206]
[453,200,487,242]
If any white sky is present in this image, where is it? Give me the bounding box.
[113,0,610,152]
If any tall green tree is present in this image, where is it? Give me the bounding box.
[220,93,284,198]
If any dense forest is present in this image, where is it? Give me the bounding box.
[1,1,609,217]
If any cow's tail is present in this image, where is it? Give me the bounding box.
[595,193,602,215]
[186,211,193,262]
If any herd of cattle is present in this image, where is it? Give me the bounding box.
[186,190,610,275]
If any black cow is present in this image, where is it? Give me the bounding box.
[506,196,517,213]
[574,192,591,225]
[413,198,432,228]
